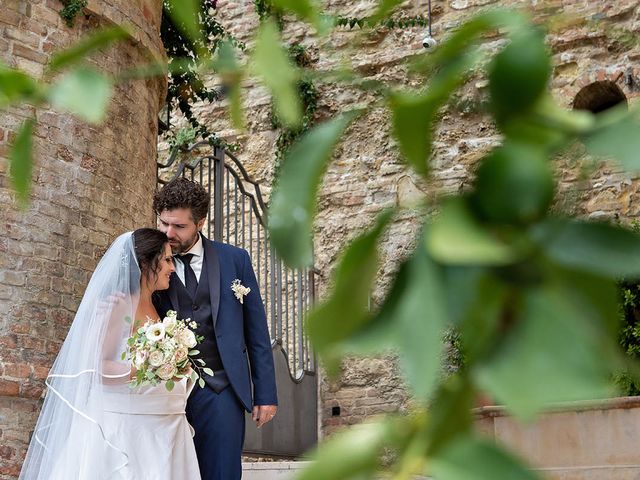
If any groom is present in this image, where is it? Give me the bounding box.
[152,177,278,480]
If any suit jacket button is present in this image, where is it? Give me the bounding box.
[193,305,199,311]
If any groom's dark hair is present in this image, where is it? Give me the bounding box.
[153,177,210,223]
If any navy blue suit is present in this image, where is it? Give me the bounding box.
[154,235,277,479]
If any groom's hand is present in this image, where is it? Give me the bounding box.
[253,405,277,428]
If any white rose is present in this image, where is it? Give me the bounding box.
[148,350,165,368]
[145,323,165,343]
[163,315,177,334]
[176,329,197,348]
[156,363,176,381]
[175,347,188,363]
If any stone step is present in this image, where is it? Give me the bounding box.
[242,461,311,480]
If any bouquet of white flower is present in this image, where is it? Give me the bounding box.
[122,310,211,391]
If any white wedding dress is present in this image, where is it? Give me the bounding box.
[101,379,201,480]
[46,378,201,480]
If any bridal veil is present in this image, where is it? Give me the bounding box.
[20,232,140,479]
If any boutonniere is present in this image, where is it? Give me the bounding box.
[231,279,251,304]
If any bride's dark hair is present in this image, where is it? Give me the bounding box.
[132,228,169,283]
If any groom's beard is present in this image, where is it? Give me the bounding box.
[170,233,199,254]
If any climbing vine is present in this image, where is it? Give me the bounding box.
[58,0,88,27]
[271,43,319,177]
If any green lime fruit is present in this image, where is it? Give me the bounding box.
[472,143,555,225]
[489,30,552,121]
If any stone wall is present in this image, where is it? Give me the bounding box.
[0,0,166,477]
[179,0,640,439]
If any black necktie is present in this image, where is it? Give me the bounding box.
[180,253,198,298]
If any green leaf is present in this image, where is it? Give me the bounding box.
[470,142,554,225]
[298,421,390,480]
[389,52,479,178]
[369,0,403,24]
[164,0,206,57]
[214,41,244,130]
[488,28,551,123]
[268,112,359,267]
[189,349,200,356]
[429,436,540,480]
[583,107,640,171]
[410,9,527,76]
[475,282,618,420]
[454,274,506,364]
[0,62,39,108]
[165,379,175,391]
[198,378,205,388]
[48,26,129,72]
[120,351,126,361]
[393,238,447,398]
[203,367,214,376]
[533,219,640,278]
[425,376,475,457]
[9,119,34,207]
[270,0,323,31]
[306,209,394,356]
[426,198,517,266]
[48,67,113,124]
[251,20,301,127]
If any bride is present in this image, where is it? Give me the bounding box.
[19,229,201,480]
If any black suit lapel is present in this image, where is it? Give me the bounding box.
[202,234,221,328]
[168,272,180,311]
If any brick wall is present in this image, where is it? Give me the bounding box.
[0,0,165,477]
[173,0,640,438]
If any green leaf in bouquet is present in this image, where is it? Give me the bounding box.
[189,349,200,356]
[306,210,394,358]
[9,118,34,207]
[426,198,517,266]
[429,436,540,480]
[250,20,301,127]
[203,368,214,376]
[475,280,618,420]
[128,337,135,345]
[190,370,198,383]
[583,107,640,171]
[532,219,640,278]
[297,420,392,480]
[48,67,113,124]
[0,62,39,108]
[48,25,130,72]
[166,379,175,392]
[120,351,126,361]
[198,378,206,388]
[197,359,206,365]
[268,111,359,268]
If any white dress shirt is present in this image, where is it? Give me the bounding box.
[175,234,204,285]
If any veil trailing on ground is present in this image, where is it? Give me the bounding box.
[20,232,141,480]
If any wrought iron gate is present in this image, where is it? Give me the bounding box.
[157,142,318,457]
